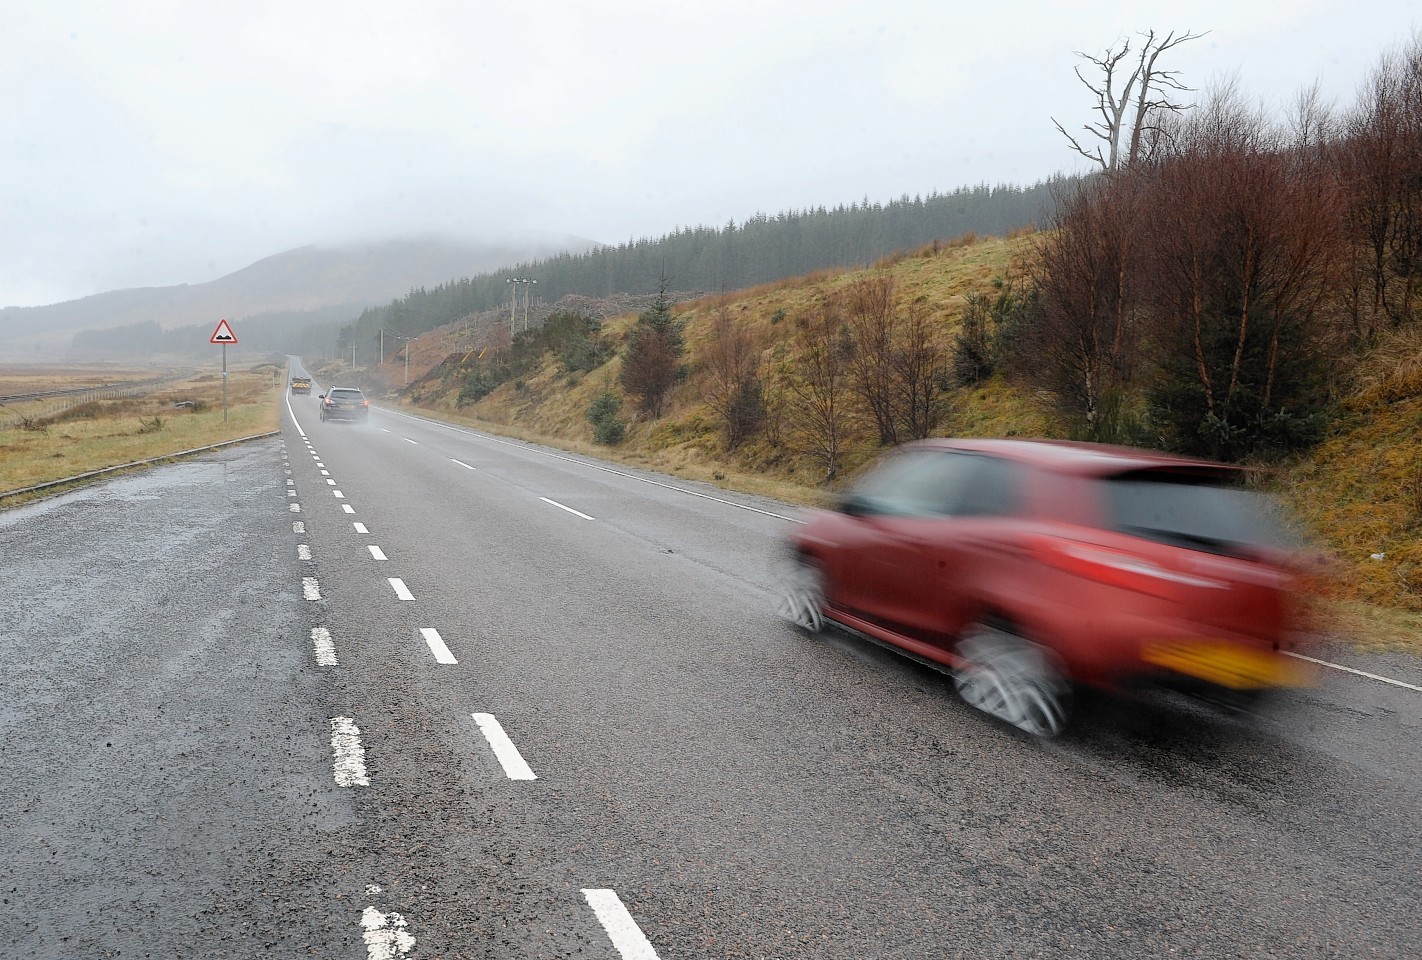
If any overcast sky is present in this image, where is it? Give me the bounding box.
[2,0,1417,308]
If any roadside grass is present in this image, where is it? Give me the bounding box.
[0,364,282,497]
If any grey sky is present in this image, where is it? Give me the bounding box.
[2,0,1416,308]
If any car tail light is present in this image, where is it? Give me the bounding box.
[1031,536,1224,598]
[362,399,369,406]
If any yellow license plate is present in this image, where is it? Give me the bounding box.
[1141,640,1313,689]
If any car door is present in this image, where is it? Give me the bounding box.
[830,450,979,640]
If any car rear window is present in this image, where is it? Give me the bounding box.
[1102,471,1302,556]
[330,389,363,399]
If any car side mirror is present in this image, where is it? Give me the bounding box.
[318,393,325,399]
[839,493,876,517]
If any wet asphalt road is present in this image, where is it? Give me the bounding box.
[3,369,1421,959]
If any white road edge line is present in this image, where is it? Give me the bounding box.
[420,628,458,665]
[329,717,370,787]
[1284,651,1422,693]
[369,545,388,561]
[385,408,800,522]
[361,906,415,960]
[581,889,660,960]
[388,578,415,601]
[471,713,536,780]
[311,627,338,666]
[540,496,594,521]
[403,437,418,445]
[450,459,475,470]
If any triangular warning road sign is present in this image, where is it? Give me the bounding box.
[210,318,238,344]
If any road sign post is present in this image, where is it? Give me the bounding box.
[210,319,238,422]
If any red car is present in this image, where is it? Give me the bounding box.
[778,439,1317,736]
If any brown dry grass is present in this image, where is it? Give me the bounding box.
[0,362,282,496]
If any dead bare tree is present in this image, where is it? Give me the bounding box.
[783,296,854,480]
[1052,29,1207,171]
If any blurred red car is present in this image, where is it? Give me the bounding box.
[778,439,1316,736]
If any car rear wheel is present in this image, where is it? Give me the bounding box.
[776,558,826,633]
[954,623,1071,737]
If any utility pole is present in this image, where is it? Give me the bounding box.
[506,277,537,333]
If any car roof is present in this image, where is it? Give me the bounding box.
[909,438,1235,477]
[328,385,363,392]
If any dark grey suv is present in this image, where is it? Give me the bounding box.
[319,387,368,423]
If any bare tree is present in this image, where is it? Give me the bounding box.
[1052,29,1207,171]
[700,305,764,449]
[843,274,902,446]
[891,303,944,440]
[783,296,854,480]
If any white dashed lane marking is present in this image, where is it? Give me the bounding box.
[450,459,475,470]
[403,437,418,445]
[334,491,345,499]
[297,544,313,561]
[369,545,388,561]
[329,717,370,787]
[343,504,356,514]
[353,522,369,533]
[302,577,321,600]
[388,578,415,601]
[471,714,536,780]
[293,521,305,533]
[582,889,660,960]
[327,479,338,485]
[420,628,457,665]
[311,627,338,666]
[540,497,594,521]
[290,504,302,513]
[361,906,415,959]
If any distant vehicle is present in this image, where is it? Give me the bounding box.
[778,438,1317,736]
[290,377,312,395]
[319,386,368,423]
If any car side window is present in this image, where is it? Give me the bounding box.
[850,451,1021,518]
[954,455,1023,517]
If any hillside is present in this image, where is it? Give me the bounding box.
[360,232,1420,645]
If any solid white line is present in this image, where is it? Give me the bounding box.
[540,496,595,521]
[471,713,536,780]
[388,578,415,601]
[384,409,801,522]
[330,717,370,787]
[361,906,415,959]
[403,437,418,445]
[290,503,301,513]
[297,544,313,561]
[302,577,321,600]
[334,490,345,498]
[293,521,305,533]
[311,627,338,666]
[353,522,369,533]
[582,889,659,960]
[369,545,388,561]
[1285,652,1422,693]
[450,459,475,470]
[420,628,458,664]
[284,389,307,440]
[343,504,356,514]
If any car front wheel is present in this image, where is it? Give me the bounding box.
[776,557,826,633]
[954,623,1071,737]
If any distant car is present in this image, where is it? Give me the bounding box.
[319,386,368,422]
[778,438,1317,736]
[290,377,312,395]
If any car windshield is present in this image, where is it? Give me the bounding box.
[1103,471,1304,555]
